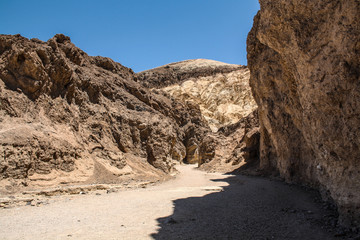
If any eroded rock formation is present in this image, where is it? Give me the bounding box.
[0,34,210,192]
[137,59,259,169]
[136,59,257,132]
[247,0,360,227]
[199,110,260,173]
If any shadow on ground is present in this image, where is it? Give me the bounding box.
[151,171,339,240]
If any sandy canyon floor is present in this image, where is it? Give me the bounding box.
[0,165,341,240]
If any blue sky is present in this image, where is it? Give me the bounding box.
[0,1,260,72]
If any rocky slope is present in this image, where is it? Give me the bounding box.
[0,34,210,193]
[247,0,360,227]
[136,59,257,132]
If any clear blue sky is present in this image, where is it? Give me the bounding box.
[0,0,259,72]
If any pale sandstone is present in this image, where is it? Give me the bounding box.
[137,59,257,132]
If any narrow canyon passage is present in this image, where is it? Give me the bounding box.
[0,165,337,240]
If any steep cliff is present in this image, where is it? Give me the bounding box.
[137,59,256,132]
[137,59,259,169]
[0,34,210,192]
[199,110,260,173]
[247,0,360,227]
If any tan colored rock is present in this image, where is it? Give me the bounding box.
[0,34,210,193]
[137,59,258,169]
[247,0,360,227]
[199,110,260,173]
[137,59,257,132]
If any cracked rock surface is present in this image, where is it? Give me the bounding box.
[247,0,360,227]
[0,34,210,193]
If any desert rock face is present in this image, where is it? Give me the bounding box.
[136,59,257,132]
[0,34,210,192]
[247,0,360,226]
[137,59,259,169]
[199,110,260,173]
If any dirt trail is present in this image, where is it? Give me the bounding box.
[0,165,338,240]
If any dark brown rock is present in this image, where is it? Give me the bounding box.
[0,34,210,191]
[136,59,246,89]
[247,0,360,227]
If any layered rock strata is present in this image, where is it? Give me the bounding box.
[247,0,360,227]
[0,34,210,192]
[136,59,257,131]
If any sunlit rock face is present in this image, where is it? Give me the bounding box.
[0,34,211,191]
[247,0,360,227]
[137,59,257,132]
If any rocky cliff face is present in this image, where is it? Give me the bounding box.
[198,110,260,173]
[137,59,259,168]
[0,34,210,192]
[247,0,360,227]
[136,59,257,132]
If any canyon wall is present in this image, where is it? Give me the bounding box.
[137,59,257,132]
[247,0,360,226]
[0,34,210,192]
[137,60,259,169]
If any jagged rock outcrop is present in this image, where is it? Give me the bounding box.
[136,59,257,132]
[137,59,259,169]
[0,34,210,192]
[199,110,260,173]
[247,0,360,227]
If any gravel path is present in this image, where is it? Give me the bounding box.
[0,165,338,239]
